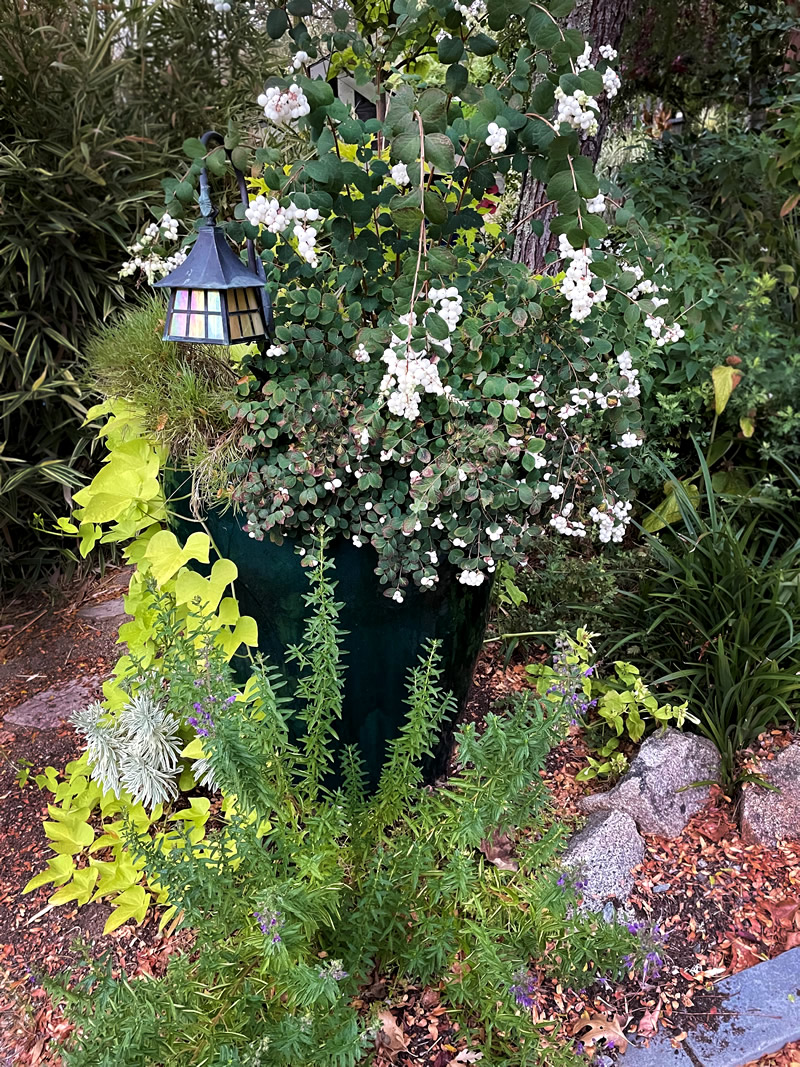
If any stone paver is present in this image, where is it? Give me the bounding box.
[3,677,99,729]
[77,596,128,620]
[684,947,800,1066]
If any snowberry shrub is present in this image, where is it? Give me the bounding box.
[132,0,686,600]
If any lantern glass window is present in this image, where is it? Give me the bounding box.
[227,288,264,341]
[167,288,227,343]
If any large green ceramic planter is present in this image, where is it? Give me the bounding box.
[166,476,492,786]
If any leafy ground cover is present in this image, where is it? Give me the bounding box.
[0,573,798,1066]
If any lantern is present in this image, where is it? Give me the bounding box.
[154,130,272,346]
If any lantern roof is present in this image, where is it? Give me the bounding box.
[154,223,264,292]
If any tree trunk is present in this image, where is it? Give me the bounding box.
[512,0,632,272]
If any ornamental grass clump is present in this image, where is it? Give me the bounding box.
[52,551,632,1067]
[106,0,691,603]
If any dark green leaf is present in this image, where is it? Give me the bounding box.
[469,33,498,56]
[391,130,422,165]
[445,63,469,95]
[423,189,448,225]
[417,88,448,132]
[266,8,289,38]
[182,137,206,159]
[438,35,464,64]
[424,133,455,174]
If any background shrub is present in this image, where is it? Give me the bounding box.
[0,0,279,584]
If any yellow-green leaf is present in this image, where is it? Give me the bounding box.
[711,364,742,415]
[103,884,150,934]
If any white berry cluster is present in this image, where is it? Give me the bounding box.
[258,84,311,126]
[558,234,607,322]
[287,50,309,73]
[390,162,411,186]
[120,213,186,283]
[207,0,231,11]
[245,198,321,266]
[616,350,641,399]
[245,197,321,234]
[589,498,632,543]
[453,0,486,22]
[599,44,618,61]
[555,87,599,136]
[550,502,587,538]
[602,67,622,98]
[586,193,605,214]
[380,336,445,420]
[485,122,507,154]
[645,314,685,347]
[294,222,319,267]
[617,431,642,448]
[428,286,463,333]
[458,569,486,586]
[352,343,371,363]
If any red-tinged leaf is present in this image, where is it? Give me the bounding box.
[729,939,762,972]
[780,192,800,217]
[764,899,799,927]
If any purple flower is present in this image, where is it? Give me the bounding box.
[193,702,203,713]
[254,908,284,943]
[627,921,643,934]
[583,666,594,677]
[557,874,567,887]
[509,969,538,1009]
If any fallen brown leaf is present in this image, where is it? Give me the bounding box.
[572,1014,629,1053]
[376,1010,409,1061]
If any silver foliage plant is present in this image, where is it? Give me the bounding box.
[72,692,187,810]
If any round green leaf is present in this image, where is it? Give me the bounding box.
[267,8,289,38]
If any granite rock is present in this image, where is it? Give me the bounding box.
[563,810,644,912]
[580,728,720,838]
[740,742,800,847]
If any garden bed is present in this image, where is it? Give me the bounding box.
[1,573,799,1066]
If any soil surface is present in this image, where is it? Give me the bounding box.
[0,571,798,1066]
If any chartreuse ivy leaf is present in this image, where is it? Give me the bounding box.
[143,530,210,587]
[103,885,150,934]
[23,854,75,894]
[49,865,99,907]
[91,853,143,898]
[643,481,701,533]
[175,558,238,614]
[711,364,742,414]
[43,806,95,855]
[217,614,259,659]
